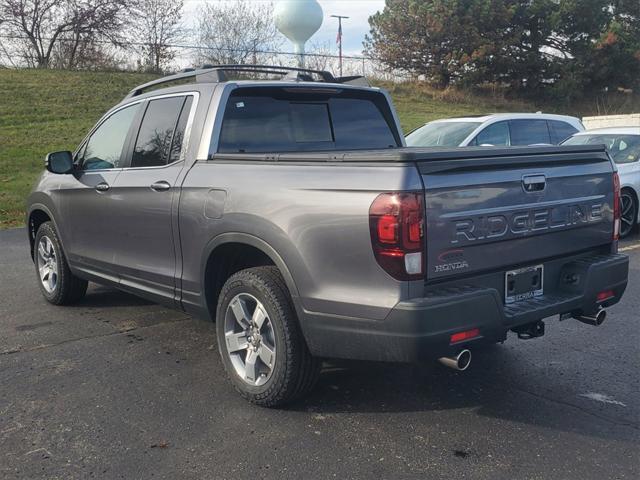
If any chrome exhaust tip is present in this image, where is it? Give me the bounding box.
[438,349,472,371]
[574,309,607,327]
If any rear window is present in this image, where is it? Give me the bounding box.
[218,88,399,153]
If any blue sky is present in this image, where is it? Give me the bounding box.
[183,0,386,55]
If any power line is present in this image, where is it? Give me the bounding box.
[0,34,373,62]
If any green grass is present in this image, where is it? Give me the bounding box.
[0,69,157,228]
[0,69,637,228]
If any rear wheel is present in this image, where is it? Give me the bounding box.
[620,189,638,239]
[216,266,320,407]
[34,222,88,305]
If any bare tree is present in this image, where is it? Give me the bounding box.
[196,0,282,66]
[0,0,132,68]
[133,0,183,73]
[303,41,336,72]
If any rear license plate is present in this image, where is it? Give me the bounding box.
[505,265,543,304]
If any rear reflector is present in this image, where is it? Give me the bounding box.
[597,290,615,302]
[450,328,481,344]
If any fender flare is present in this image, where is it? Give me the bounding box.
[26,202,63,259]
[199,231,301,307]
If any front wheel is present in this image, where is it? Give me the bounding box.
[620,190,638,239]
[216,266,320,407]
[34,222,88,305]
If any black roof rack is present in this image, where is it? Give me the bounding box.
[124,64,370,99]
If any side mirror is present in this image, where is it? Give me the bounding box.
[45,151,74,174]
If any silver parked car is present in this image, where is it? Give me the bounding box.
[406,113,584,147]
[563,127,640,238]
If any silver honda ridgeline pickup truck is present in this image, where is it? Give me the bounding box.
[27,66,629,406]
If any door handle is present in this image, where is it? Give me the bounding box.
[150,181,171,192]
[522,174,546,192]
[95,182,110,192]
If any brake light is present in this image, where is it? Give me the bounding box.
[613,172,621,240]
[369,192,425,280]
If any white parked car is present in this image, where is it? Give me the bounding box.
[406,113,584,147]
[563,127,640,238]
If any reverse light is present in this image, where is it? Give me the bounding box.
[613,172,621,241]
[450,328,481,344]
[369,192,425,280]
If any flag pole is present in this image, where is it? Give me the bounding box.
[331,15,349,77]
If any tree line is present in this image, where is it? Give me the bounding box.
[1,0,637,101]
[0,0,288,72]
[365,0,640,99]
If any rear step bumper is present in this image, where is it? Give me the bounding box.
[302,252,628,362]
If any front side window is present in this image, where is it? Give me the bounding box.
[131,96,191,168]
[509,120,551,146]
[82,104,140,170]
[406,122,481,147]
[473,121,510,146]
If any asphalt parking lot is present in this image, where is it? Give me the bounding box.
[1,227,639,479]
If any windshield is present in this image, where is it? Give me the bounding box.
[406,121,480,147]
[563,134,640,164]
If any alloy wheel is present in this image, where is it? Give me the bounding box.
[37,236,59,293]
[223,293,277,386]
[620,192,637,238]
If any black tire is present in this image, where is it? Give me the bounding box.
[34,221,88,305]
[216,266,320,407]
[620,189,638,239]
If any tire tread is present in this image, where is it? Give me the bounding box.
[216,266,319,407]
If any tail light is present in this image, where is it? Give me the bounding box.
[613,172,621,240]
[369,192,425,280]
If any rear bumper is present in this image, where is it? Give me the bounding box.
[302,252,629,362]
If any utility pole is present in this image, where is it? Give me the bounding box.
[331,15,349,77]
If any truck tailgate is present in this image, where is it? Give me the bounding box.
[416,146,615,281]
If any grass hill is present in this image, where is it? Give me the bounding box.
[0,68,636,228]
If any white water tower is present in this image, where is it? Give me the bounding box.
[275,0,324,67]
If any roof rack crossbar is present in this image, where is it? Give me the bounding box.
[211,64,336,83]
[124,64,368,100]
[124,68,228,99]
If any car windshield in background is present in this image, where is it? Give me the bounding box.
[563,134,640,164]
[406,121,480,147]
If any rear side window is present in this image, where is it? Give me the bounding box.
[131,96,191,168]
[168,97,193,164]
[218,88,399,153]
[473,121,510,146]
[548,120,578,144]
[509,120,551,145]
